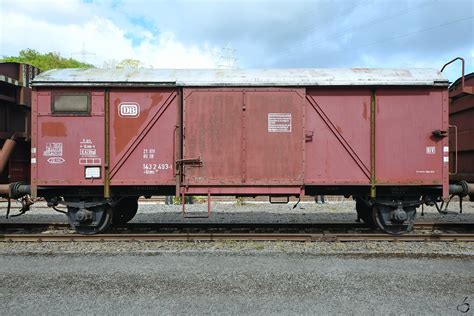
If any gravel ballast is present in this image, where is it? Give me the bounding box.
[1,253,473,315]
[2,200,473,315]
[1,200,473,257]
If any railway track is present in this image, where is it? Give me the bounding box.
[1,222,473,242]
[2,233,474,242]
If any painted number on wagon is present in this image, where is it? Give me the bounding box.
[143,163,171,175]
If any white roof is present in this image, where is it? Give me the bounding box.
[32,67,449,87]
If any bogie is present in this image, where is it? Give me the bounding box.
[67,204,113,235]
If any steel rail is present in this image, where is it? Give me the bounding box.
[1,232,474,242]
[1,222,473,231]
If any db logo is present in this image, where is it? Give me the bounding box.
[119,102,140,118]
[47,157,65,164]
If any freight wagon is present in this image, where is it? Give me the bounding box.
[449,70,474,187]
[0,63,39,185]
[2,65,473,235]
[0,63,40,220]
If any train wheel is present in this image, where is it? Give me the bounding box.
[355,198,375,226]
[67,205,113,235]
[372,203,416,235]
[111,197,139,225]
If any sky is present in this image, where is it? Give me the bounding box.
[0,0,473,82]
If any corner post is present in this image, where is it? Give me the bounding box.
[104,89,110,198]
[370,88,377,198]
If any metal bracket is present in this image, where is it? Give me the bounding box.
[181,190,211,218]
[432,129,448,138]
[373,200,422,208]
[176,157,203,168]
[449,125,458,175]
[269,196,290,204]
[54,199,110,209]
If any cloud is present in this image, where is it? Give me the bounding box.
[0,0,219,68]
[0,0,472,81]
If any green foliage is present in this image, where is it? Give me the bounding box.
[0,49,94,71]
[172,195,199,205]
[235,197,245,206]
[116,58,142,69]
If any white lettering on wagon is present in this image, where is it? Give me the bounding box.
[79,138,101,165]
[43,143,63,157]
[426,146,436,154]
[48,157,65,164]
[142,148,171,175]
[143,163,171,175]
[268,113,292,132]
[119,102,140,118]
[44,143,65,164]
[416,170,435,174]
[143,148,155,159]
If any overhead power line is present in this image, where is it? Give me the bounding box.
[287,0,373,36]
[352,15,474,50]
[277,0,437,59]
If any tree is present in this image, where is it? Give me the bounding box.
[0,49,94,71]
[115,58,142,69]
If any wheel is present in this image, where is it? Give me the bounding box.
[355,198,375,226]
[67,204,113,235]
[372,204,416,235]
[111,197,139,225]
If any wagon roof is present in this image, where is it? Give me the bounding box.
[32,67,448,87]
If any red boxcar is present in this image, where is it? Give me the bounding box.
[27,68,455,234]
[449,72,474,194]
[0,62,40,185]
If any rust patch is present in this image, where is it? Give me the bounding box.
[112,96,154,156]
[151,93,164,106]
[42,122,67,137]
[336,125,343,133]
[363,102,368,120]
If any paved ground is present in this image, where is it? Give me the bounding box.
[1,253,473,315]
[1,200,473,315]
